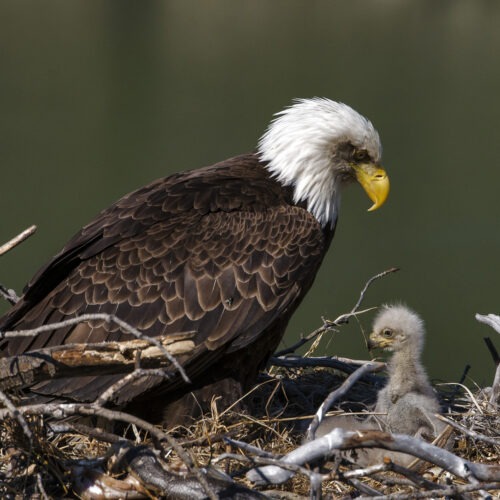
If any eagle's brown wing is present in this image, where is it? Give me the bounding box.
[0,154,332,406]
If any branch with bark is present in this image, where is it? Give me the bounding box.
[245,427,500,486]
[0,328,194,391]
[476,313,500,404]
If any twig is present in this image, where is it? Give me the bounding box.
[458,364,471,384]
[270,354,383,382]
[179,429,240,448]
[483,337,500,405]
[484,338,500,365]
[216,448,323,484]
[0,389,32,441]
[388,460,445,490]
[246,428,500,486]
[0,225,37,257]
[447,364,470,407]
[440,382,485,414]
[0,283,19,305]
[36,472,49,500]
[48,421,125,445]
[346,267,400,319]
[475,314,500,405]
[358,481,500,499]
[306,361,385,440]
[224,437,277,459]
[274,267,398,356]
[273,320,338,358]
[341,462,390,479]
[435,414,500,446]
[347,477,384,495]
[476,313,500,336]
[95,368,177,406]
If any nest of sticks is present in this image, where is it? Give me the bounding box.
[0,338,499,499]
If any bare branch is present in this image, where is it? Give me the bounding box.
[246,428,500,486]
[95,368,180,406]
[275,267,398,357]
[476,313,500,336]
[0,333,194,391]
[435,414,500,446]
[346,266,400,318]
[484,337,500,365]
[306,361,385,440]
[0,388,32,441]
[270,354,384,383]
[347,476,384,496]
[36,472,49,500]
[0,283,19,305]
[359,481,500,499]
[475,313,500,405]
[0,225,37,257]
[0,313,194,387]
[48,421,125,445]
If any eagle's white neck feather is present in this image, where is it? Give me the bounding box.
[258,98,382,227]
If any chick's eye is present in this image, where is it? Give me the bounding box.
[353,149,369,162]
[382,329,392,338]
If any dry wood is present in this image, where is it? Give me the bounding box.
[0,313,195,388]
[0,225,37,257]
[274,267,399,357]
[306,361,385,440]
[0,333,195,391]
[475,313,500,404]
[246,427,500,486]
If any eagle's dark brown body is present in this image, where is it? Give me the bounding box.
[0,153,334,423]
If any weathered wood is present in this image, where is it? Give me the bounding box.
[0,333,195,390]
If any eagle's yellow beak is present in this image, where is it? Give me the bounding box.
[352,163,390,211]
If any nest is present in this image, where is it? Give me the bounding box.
[1,360,499,499]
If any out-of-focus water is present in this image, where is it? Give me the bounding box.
[1,1,500,387]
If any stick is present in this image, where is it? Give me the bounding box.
[476,313,500,336]
[0,313,191,384]
[347,267,400,319]
[0,333,195,391]
[246,428,500,486]
[475,314,500,404]
[275,267,399,357]
[306,361,385,440]
[435,414,500,446]
[0,389,33,442]
[0,225,37,257]
[0,283,19,305]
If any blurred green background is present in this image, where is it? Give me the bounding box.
[1,1,499,387]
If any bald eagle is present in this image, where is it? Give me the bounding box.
[0,98,389,424]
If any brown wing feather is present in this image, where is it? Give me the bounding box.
[0,154,333,407]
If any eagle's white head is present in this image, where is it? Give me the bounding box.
[258,98,389,227]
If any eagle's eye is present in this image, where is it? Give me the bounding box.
[382,328,393,338]
[353,149,370,162]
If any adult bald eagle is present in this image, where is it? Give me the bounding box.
[0,98,389,424]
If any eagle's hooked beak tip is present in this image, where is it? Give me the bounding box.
[353,164,390,211]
